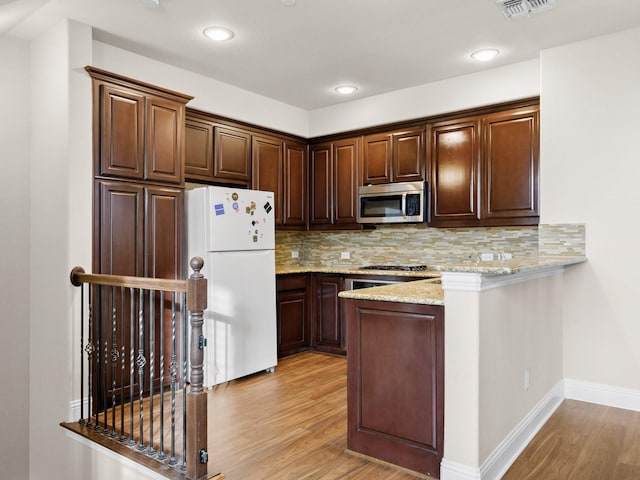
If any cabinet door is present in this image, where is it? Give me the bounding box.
[252,135,284,225]
[277,290,309,356]
[482,107,539,222]
[393,127,425,183]
[362,133,392,184]
[145,96,184,184]
[214,126,251,185]
[314,275,345,355]
[99,85,145,180]
[96,180,144,275]
[145,186,184,279]
[333,137,360,226]
[283,141,307,228]
[428,119,481,226]
[309,143,333,226]
[184,116,215,181]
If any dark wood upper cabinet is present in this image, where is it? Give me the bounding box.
[214,126,251,186]
[184,116,215,181]
[309,138,360,230]
[428,104,539,227]
[363,127,425,185]
[252,134,284,225]
[309,143,333,226]
[88,67,191,185]
[428,118,481,225]
[283,141,308,228]
[482,107,539,221]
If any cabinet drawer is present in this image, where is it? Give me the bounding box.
[277,274,308,292]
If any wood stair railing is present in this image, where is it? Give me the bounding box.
[62,257,221,480]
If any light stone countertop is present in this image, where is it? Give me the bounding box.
[277,255,587,306]
[338,278,444,305]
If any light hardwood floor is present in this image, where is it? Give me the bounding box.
[208,351,640,480]
[206,351,428,480]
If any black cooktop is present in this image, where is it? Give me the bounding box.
[359,265,429,271]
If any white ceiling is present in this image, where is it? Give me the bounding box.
[4,0,640,110]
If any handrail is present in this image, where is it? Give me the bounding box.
[70,267,188,292]
[64,256,211,480]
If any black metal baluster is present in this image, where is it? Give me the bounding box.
[86,286,94,428]
[181,296,187,471]
[168,291,178,466]
[137,287,146,451]
[158,291,167,461]
[95,286,102,432]
[102,286,109,433]
[128,287,135,447]
[120,286,126,441]
[110,285,118,438]
[148,290,156,456]
[79,282,85,423]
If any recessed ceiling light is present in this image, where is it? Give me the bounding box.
[470,48,500,61]
[203,26,235,41]
[335,85,358,95]
[281,0,296,5]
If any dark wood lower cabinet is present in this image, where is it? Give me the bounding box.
[276,274,310,357]
[313,274,346,355]
[344,298,444,478]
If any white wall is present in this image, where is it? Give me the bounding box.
[308,60,540,137]
[540,27,640,391]
[0,35,31,480]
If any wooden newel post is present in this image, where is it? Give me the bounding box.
[186,256,209,480]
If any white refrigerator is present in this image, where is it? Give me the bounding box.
[187,185,277,387]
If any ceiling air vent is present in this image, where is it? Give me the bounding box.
[496,0,556,19]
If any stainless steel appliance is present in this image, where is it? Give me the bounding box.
[344,264,432,290]
[356,181,426,224]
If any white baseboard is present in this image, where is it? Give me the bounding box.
[440,459,481,480]
[68,397,91,422]
[479,381,564,480]
[440,381,564,480]
[564,378,640,412]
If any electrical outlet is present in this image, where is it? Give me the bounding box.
[340,251,350,260]
[524,368,530,391]
[291,250,299,258]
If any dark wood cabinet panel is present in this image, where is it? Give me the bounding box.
[97,180,145,276]
[345,299,444,477]
[428,104,539,227]
[99,84,145,180]
[362,127,424,185]
[428,119,480,225]
[145,186,184,279]
[283,141,307,228]
[362,133,392,184]
[309,143,333,226]
[482,107,539,220]
[252,135,284,225]
[89,67,190,185]
[214,126,251,186]
[184,117,215,180]
[276,274,310,357]
[393,128,425,183]
[314,275,345,355]
[309,138,359,230]
[145,96,185,184]
[334,138,359,225]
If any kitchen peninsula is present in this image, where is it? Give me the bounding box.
[337,254,586,479]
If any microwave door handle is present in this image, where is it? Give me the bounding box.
[402,193,407,218]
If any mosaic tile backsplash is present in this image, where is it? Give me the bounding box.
[275,224,585,267]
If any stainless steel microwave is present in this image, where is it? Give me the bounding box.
[356,181,426,224]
